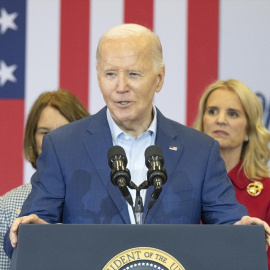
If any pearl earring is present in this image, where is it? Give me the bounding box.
[244,135,249,142]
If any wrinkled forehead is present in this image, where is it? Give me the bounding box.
[99,35,152,54]
[98,37,154,69]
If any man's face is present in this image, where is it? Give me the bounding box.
[97,36,164,136]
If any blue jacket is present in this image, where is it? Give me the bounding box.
[4,107,248,257]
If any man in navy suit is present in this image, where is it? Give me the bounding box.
[5,24,270,257]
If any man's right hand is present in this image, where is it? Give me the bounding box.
[10,214,48,248]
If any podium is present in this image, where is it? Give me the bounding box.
[10,224,268,270]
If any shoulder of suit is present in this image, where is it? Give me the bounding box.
[49,107,107,138]
[156,109,215,144]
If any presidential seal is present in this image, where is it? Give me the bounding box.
[103,247,185,270]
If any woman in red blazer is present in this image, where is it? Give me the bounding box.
[194,79,270,269]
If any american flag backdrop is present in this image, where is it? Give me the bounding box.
[0,0,270,195]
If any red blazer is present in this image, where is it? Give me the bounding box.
[228,162,270,269]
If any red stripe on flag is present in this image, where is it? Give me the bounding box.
[0,100,24,195]
[124,0,154,30]
[186,0,219,126]
[59,0,90,109]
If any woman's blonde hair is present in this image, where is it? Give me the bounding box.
[193,79,270,180]
[23,89,90,169]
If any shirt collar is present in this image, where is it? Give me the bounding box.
[107,105,157,144]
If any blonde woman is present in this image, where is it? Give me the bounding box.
[193,79,270,268]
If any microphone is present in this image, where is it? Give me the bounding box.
[107,146,133,207]
[145,145,167,210]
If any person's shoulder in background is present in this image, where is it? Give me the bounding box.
[1,183,32,227]
[0,183,32,270]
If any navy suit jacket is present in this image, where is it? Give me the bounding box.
[4,107,248,257]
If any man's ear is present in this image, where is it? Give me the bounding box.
[155,66,165,93]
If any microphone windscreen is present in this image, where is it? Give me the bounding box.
[144,145,163,165]
[107,145,126,161]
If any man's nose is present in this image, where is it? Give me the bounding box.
[117,73,129,92]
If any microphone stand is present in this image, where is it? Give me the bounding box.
[118,176,163,224]
[134,190,143,225]
[129,180,149,225]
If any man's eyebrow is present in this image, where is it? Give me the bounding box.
[103,68,117,71]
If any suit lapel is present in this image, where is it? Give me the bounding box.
[81,108,183,224]
[83,108,131,224]
[144,109,184,223]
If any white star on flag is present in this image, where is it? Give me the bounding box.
[0,8,18,35]
[0,60,17,87]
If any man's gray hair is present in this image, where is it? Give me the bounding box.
[96,24,164,73]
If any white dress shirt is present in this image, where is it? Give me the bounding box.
[107,106,157,223]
